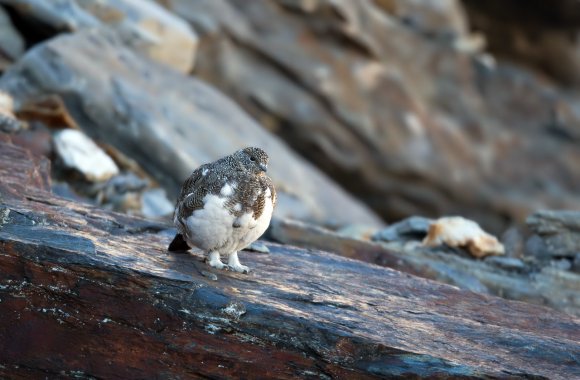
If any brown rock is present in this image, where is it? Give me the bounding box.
[1,139,579,379]
[461,0,580,85]
[165,0,580,232]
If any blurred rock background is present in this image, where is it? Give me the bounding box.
[1,0,580,314]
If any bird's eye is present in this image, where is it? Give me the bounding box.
[250,157,256,162]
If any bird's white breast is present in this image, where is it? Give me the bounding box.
[181,184,274,254]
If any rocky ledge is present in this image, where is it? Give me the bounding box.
[1,139,579,379]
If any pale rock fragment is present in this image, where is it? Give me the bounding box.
[53,129,119,182]
[422,216,505,258]
[0,91,21,132]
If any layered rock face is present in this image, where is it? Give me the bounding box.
[0,29,382,226]
[162,0,580,231]
[462,0,580,85]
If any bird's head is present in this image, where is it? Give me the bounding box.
[235,147,269,174]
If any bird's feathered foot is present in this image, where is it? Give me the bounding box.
[227,251,250,274]
[168,233,191,252]
[207,251,227,270]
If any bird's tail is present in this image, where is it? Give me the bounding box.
[168,233,191,252]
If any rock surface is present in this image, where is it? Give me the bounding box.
[461,0,580,85]
[0,29,382,227]
[0,6,24,66]
[270,218,580,316]
[0,0,198,73]
[2,136,580,379]
[372,216,431,242]
[526,210,580,260]
[165,0,580,231]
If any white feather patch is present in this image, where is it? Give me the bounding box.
[181,189,274,254]
[220,183,235,196]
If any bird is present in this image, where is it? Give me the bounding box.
[168,147,276,273]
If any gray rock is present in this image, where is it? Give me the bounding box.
[245,241,269,253]
[0,29,382,226]
[500,226,525,258]
[375,0,469,41]
[0,113,20,132]
[550,259,572,271]
[0,6,24,61]
[98,173,149,197]
[573,253,580,273]
[334,224,376,240]
[372,216,432,242]
[526,210,580,258]
[141,188,173,218]
[0,0,198,72]
[484,256,526,271]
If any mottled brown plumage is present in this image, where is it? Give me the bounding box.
[169,147,276,273]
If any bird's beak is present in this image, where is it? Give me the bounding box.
[259,163,268,172]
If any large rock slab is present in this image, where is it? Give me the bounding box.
[0,29,382,226]
[0,0,198,72]
[164,0,580,231]
[270,218,580,317]
[1,138,579,379]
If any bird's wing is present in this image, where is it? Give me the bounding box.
[176,164,218,217]
[268,178,277,208]
[253,176,277,219]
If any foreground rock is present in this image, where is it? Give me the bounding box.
[270,218,580,316]
[0,29,382,227]
[2,140,579,378]
[166,0,580,231]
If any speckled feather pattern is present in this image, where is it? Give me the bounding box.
[172,147,276,258]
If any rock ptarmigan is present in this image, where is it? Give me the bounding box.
[168,147,276,273]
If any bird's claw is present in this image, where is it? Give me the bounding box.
[207,260,227,270]
[227,264,250,274]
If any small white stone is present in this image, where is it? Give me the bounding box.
[53,129,119,182]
